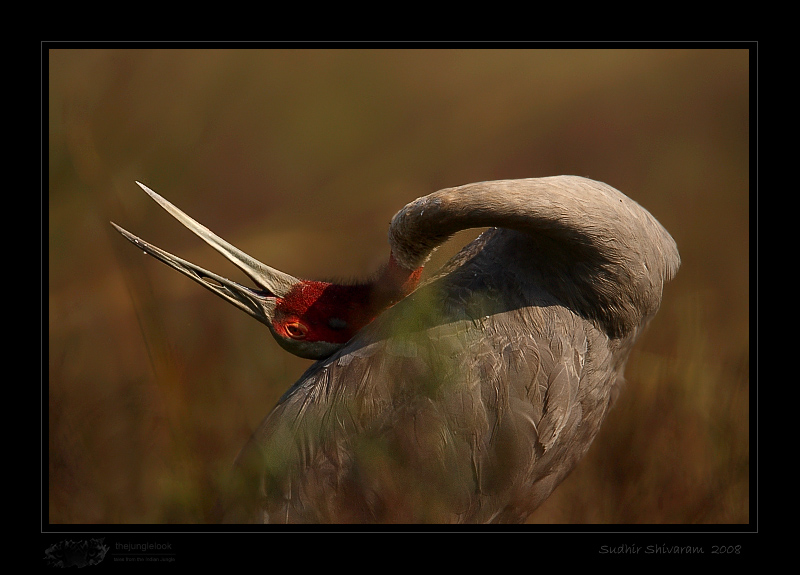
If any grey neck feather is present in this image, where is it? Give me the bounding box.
[388,176,680,339]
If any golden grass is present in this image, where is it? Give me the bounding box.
[48,48,750,525]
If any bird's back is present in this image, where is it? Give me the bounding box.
[225,228,625,523]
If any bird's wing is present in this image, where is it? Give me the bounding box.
[224,302,609,524]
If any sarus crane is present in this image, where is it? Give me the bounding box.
[113,176,680,523]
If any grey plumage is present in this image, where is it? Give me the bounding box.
[114,176,679,524]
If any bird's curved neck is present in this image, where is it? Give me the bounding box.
[372,253,424,308]
[386,177,680,337]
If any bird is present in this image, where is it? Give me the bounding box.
[112,176,680,524]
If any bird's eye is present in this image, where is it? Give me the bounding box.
[328,317,348,331]
[285,321,308,340]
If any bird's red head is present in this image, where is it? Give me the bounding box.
[269,255,423,358]
[112,183,423,360]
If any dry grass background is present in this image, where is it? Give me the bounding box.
[47,48,750,528]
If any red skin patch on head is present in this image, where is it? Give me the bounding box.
[273,255,423,344]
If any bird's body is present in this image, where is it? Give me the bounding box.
[113,176,679,524]
[232,228,619,523]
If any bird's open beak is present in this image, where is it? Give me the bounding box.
[111,182,300,327]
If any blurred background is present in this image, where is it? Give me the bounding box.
[48,48,750,524]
